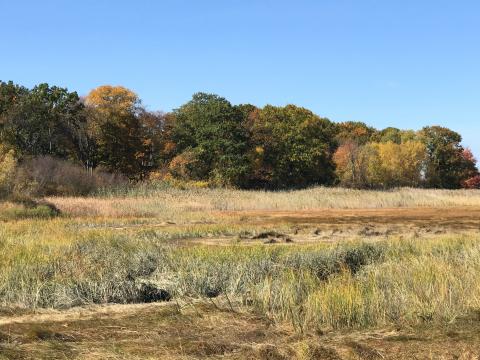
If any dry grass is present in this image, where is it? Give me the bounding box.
[2,187,480,358]
[3,301,480,359]
[48,187,480,218]
[3,216,480,334]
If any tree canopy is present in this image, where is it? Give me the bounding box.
[169,93,250,186]
[0,80,478,190]
[248,105,337,188]
[0,83,85,159]
[421,126,477,189]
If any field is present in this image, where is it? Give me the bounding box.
[2,187,480,359]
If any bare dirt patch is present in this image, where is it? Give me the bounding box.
[221,206,480,229]
[181,206,480,246]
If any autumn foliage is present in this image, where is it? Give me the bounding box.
[0,80,478,192]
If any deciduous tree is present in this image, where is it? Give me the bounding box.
[0,144,16,198]
[85,86,162,179]
[1,83,85,160]
[335,121,377,145]
[421,126,477,188]
[170,93,250,186]
[249,105,337,188]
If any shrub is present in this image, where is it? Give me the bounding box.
[0,204,59,220]
[168,148,207,181]
[463,175,480,189]
[15,156,127,196]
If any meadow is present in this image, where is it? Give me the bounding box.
[2,187,480,359]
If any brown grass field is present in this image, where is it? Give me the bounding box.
[2,188,480,359]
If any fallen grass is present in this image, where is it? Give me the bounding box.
[3,301,480,359]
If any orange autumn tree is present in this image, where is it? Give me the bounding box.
[333,141,367,187]
[85,85,140,117]
[85,86,162,179]
[335,121,377,145]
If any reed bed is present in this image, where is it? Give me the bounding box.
[47,187,480,218]
[2,216,480,332]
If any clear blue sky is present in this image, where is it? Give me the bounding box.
[1,0,479,156]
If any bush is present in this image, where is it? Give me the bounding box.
[15,156,127,196]
[463,175,480,189]
[0,144,16,198]
[0,204,59,220]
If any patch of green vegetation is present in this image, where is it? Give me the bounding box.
[0,204,59,220]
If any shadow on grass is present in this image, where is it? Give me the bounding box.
[0,195,60,220]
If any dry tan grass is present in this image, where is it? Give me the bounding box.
[3,188,480,359]
[47,187,480,219]
[2,300,480,359]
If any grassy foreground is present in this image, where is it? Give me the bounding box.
[2,187,480,358]
[2,222,480,330]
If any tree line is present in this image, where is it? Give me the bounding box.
[1,80,479,194]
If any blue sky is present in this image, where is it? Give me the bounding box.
[1,0,479,156]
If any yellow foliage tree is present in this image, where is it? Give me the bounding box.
[0,144,16,198]
[365,141,426,188]
[84,85,149,178]
[334,141,426,188]
[85,85,140,117]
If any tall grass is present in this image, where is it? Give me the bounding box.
[0,222,166,308]
[3,217,480,333]
[251,235,480,331]
[47,187,480,218]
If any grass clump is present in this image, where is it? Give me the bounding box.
[0,204,58,220]
[0,199,60,221]
[251,235,480,331]
[0,233,166,308]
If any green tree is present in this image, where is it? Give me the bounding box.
[371,127,419,144]
[399,129,418,143]
[0,81,28,139]
[170,93,250,186]
[371,127,401,144]
[420,126,477,188]
[1,83,85,160]
[249,105,337,188]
